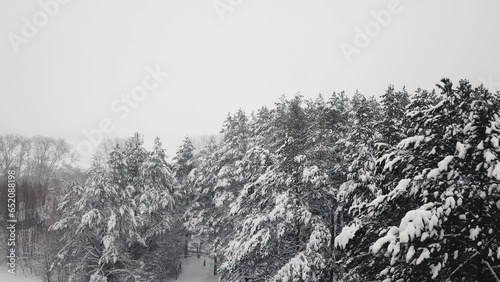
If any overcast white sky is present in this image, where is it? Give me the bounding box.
[1,0,500,166]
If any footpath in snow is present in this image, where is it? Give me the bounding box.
[174,256,219,282]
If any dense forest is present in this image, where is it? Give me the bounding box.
[2,78,500,281]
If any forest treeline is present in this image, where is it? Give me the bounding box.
[2,78,500,281]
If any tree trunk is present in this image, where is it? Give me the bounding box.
[330,209,337,282]
[184,234,189,258]
[214,255,217,275]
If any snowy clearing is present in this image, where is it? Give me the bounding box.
[174,256,219,282]
[0,268,40,282]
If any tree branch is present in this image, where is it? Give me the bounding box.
[483,260,500,282]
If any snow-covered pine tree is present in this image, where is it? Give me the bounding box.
[51,157,134,282]
[207,110,251,272]
[219,105,285,280]
[137,137,176,237]
[173,136,197,189]
[48,180,89,280]
[213,109,250,212]
[185,109,252,274]
[333,91,384,280]
[407,88,439,114]
[51,134,177,281]
[219,141,276,280]
[345,87,406,200]
[336,79,500,281]
[380,85,410,146]
[138,137,181,280]
[249,106,279,151]
[336,91,383,217]
[222,95,333,281]
[320,91,352,189]
[184,138,220,245]
[172,136,198,258]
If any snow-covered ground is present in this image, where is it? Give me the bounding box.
[175,256,219,282]
[0,267,41,282]
[1,257,217,282]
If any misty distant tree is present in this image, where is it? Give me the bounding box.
[0,134,77,280]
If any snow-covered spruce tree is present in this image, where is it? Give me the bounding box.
[336,92,383,217]
[336,79,500,281]
[380,85,411,146]
[324,91,351,183]
[49,180,89,280]
[218,106,280,280]
[304,94,350,281]
[332,91,384,280]
[218,104,281,280]
[173,136,198,257]
[173,136,197,190]
[406,88,439,114]
[219,142,276,280]
[138,137,182,280]
[210,110,251,271]
[185,110,251,273]
[249,106,280,151]
[336,86,409,215]
[222,95,333,281]
[184,138,220,249]
[401,87,439,138]
[51,134,177,281]
[213,109,250,215]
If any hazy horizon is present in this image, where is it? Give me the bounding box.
[2,0,500,167]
